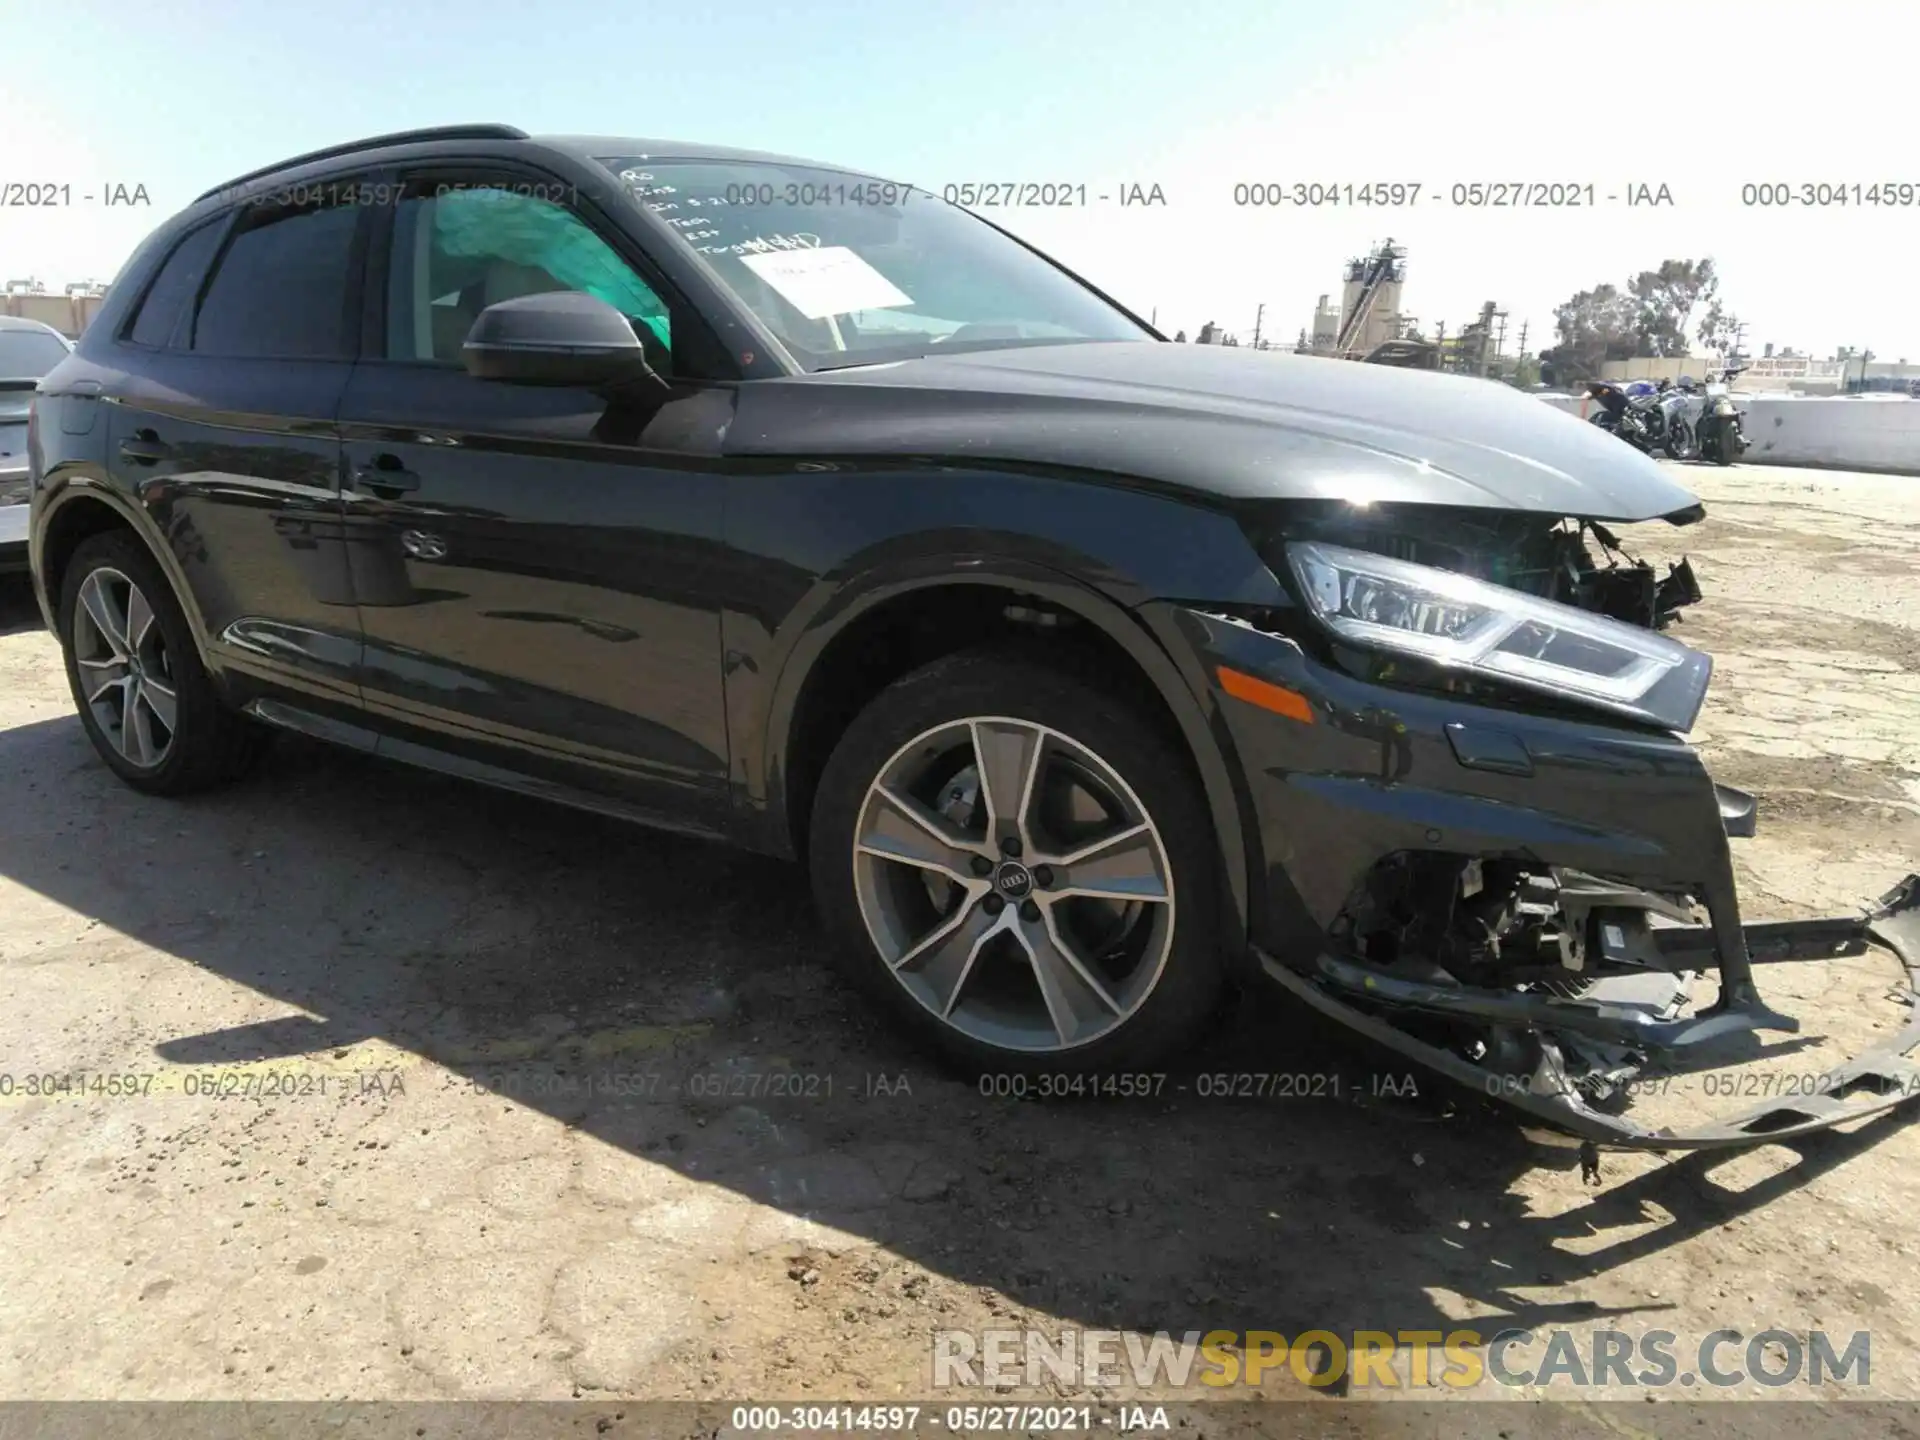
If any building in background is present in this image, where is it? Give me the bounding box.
[1309,293,1340,352]
[1296,240,1409,359]
[1336,241,1406,357]
[3,279,110,339]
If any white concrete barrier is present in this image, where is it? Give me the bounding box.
[1535,392,1920,474]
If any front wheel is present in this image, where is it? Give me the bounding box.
[808,647,1226,1076]
[1665,419,1698,461]
[57,530,266,794]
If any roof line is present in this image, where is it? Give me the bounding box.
[194,124,530,203]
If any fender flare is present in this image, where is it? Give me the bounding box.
[759,554,1252,944]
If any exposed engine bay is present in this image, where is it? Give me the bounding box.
[1232,505,1920,1165]
[1330,852,1701,1112]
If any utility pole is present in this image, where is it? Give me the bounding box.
[1252,303,1265,350]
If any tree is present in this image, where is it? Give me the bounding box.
[1196,321,1219,345]
[1539,283,1639,384]
[1173,329,1187,343]
[1627,258,1718,358]
[1541,257,1735,383]
[1697,295,1741,358]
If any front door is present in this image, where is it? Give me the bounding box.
[338,172,737,834]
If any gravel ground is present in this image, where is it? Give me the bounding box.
[1,463,1917,1419]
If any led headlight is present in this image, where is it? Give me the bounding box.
[1286,540,1713,731]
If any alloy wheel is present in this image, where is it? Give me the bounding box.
[850,716,1176,1053]
[71,566,178,769]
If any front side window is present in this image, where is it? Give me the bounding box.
[190,198,360,359]
[384,184,672,367]
[598,157,1153,370]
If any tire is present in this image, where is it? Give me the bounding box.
[808,645,1226,1077]
[1716,422,1745,465]
[57,529,266,795]
[1666,420,1698,461]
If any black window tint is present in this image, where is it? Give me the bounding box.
[126,220,225,349]
[191,201,360,358]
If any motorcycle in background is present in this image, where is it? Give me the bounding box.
[1660,371,1748,464]
[1658,377,1704,460]
[1584,379,1664,453]
[1587,371,1748,464]
[1696,369,1749,464]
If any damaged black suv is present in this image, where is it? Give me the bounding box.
[25,125,1920,1154]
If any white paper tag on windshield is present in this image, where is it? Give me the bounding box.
[739,245,911,319]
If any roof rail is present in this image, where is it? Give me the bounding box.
[195,124,531,203]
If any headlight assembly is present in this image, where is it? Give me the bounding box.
[1285,540,1713,731]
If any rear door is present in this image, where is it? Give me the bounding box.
[105,192,368,731]
[336,167,739,834]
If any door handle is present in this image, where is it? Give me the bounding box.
[119,430,172,465]
[353,456,421,496]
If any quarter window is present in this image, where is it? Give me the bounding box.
[125,220,225,349]
[190,199,360,359]
[384,184,672,368]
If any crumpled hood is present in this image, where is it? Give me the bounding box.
[724,341,1704,522]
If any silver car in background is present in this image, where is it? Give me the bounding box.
[0,316,73,572]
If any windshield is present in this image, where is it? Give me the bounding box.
[0,327,69,378]
[597,157,1154,370]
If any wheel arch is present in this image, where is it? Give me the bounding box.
[35,484,213,667]
[766,559,1252,945]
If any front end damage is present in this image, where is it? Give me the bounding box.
[1173,501,1920,1160]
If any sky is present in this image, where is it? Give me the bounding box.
[4,0,1917,360]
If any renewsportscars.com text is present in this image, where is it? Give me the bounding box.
[931,1327,1872,1391]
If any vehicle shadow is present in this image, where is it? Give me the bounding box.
[0,707,1910,1381]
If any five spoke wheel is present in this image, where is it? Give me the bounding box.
[71,567,178,769]
[851,716,1176,1053]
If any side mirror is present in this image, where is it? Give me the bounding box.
[461,290,669,396]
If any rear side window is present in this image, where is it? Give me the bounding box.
[190,199,361,358]
[125,220,226,349]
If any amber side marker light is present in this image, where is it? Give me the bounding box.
[1217,666,1316,724]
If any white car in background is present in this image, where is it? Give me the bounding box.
[0,316,72,572]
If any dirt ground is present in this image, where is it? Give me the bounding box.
[1,462,1918,1417]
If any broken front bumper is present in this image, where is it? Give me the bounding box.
[1171,605,1920,1152]
[1258,873,1920,1152]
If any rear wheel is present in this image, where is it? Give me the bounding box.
[808,647,1226,1076]
[58,530,265,794]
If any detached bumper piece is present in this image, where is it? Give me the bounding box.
[1260,874,1920,1153]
